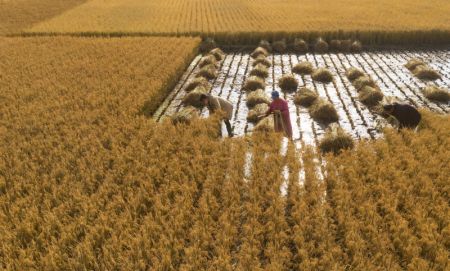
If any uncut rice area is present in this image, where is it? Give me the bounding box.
[155,49,450,145]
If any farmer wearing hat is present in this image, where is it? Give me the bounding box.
[383,102,421,129]
[265,91,293,138]
[200,94,234,137]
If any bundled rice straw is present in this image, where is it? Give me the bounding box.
[198,55,217,68]
[250,64,269,78]
[196,64,218,80]
[247,103,269,123]
[422,85,450,102]
[345,67,365,81]
[293,38,308,53]
[252,55,271,68]
[405,58,425,71]
[358,86,384,106]
[243,76,266,92]
[272,39,287,53]
[278,74,298,92]
[259,40,272,52]
[338,39,352,52]
[330,40,341,50]
[314,38,329,53]
[352,75,376,91]
[251,47,269,59]
[351,40,362,52]
[247,89,270,108]
[185,77,211,92]
[292,61,314,75]
[312,68,333,83]
[171,106,199,125]
[209,48,225,61]
[200,38,216,53]
[182,86,208,107]
[309,98,339,123]
[294,87,318,107]
[413,66,441,80]
[319,123,354,154]
[253,116,274,132]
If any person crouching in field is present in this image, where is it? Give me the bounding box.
[265,91,293,139]
[383,102,422,129]
[200,94,234,137]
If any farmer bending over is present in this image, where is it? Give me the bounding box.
[265,91,293,138]
[200,94,234,137]
[383,102,421,129]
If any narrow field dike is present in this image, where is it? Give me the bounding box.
[155,48,450,145]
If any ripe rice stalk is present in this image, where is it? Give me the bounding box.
[249,64,269,78]
[309,98,339,123]
[358,86,384,106]
[259,40,272,52]
[171,106,199,124]
[413,66,441,80]
[292,61,314,75]
[293,38,308,53]
[243,76,266,92]
[345,68,365,82]
[312,68,333,83]
[251,47,269,59]
[252,55,272,68]
[422,85,450,102]
[247,103,269,123]
[319,123,354,154]
[330,40,341,50]
[405,58,425,71]
[278,74,298,92]
[209,48,225,61]
[253,116,274,132]
[198,55,217,68]
[352,75,376,91]
[314,37,329,53]
[196,64,218,80]
[294,87,318,107]
[185,77,211,92]
[351,40,362,52]
[182,86,208,107]
[338,39,352,52]
[247,89,270,108]
[272,39,287,53]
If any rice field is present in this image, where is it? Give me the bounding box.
[0,0,88,35]
[1,0,450,270]
[27,0,450,44]
[155,48,450,145]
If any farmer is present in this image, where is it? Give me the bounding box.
[383,102,422,129]
[200,94,234,137]
[265,91,293,138]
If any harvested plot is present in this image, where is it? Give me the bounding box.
[155,48,450,145]
[27,0,450,45]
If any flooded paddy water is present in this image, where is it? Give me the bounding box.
[154,49,450,146]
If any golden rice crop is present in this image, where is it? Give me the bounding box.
[246,89,270,108]
[1,39,448,270]
[249,64,269,78]
[0,0,87,35]
[309,98,339,123]
[25,0,450,45]
[243,76,266,92]
[293,87,318,107]
[185,77,211,92]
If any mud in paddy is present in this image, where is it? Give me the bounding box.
[154,49,450,146]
